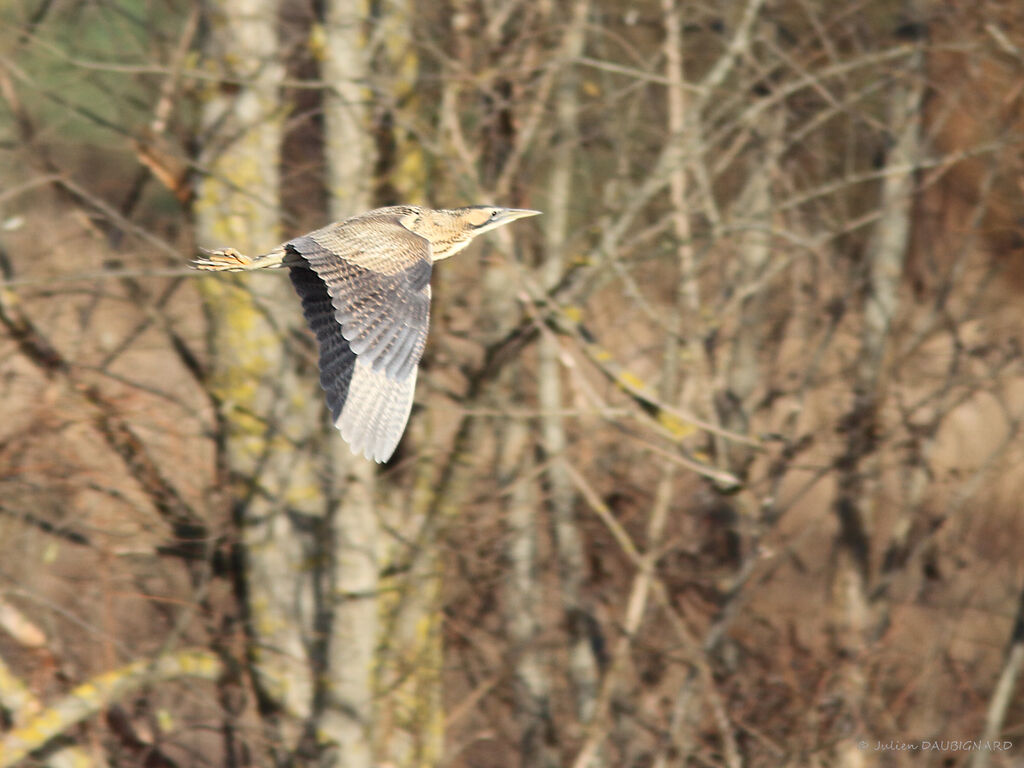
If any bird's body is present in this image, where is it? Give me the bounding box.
[192,205,539,462]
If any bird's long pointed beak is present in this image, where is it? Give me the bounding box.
[499,208,542,222]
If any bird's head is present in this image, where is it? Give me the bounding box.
[420,206,540,261]
[457,206,542,236]
[410,206,541,261]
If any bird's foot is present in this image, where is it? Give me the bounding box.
[191,248,254,271]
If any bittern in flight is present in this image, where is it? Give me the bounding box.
[192,205,540,462]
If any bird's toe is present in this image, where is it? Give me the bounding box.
[191,248,253,271]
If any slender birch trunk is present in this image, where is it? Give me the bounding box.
[316,3,380,766]
[646,1,705,760]
[537,0,601,738]
[972,584,1024,768]
[194,0,324,754]
[503,400,559,768]
[830,47,924,768]
[720,107,783,480]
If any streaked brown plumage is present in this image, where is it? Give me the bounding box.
[192,205,540,462]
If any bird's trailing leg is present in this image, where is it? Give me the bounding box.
[192,248,252,271]
[192,246,287,272]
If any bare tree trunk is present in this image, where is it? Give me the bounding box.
[194,0,324,755]
[647,4,701,760]
[323,0,375,216]
[317,460,378,768]
[719,102,784,482]
[319,3,446,765]
[830,47,924,768]
[972,583,1024,768]
[316,2,379,766]
[644,2,748,763]
[537,0,601,739]
[503,406,559,768]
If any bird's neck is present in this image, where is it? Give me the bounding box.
[431,237,472,261]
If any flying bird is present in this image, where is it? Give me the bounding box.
[192,205,540,462]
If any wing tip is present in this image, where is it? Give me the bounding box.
[332,341,418,465]
[336,412,399,464]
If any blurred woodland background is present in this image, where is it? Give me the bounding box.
[1,0,1023,766]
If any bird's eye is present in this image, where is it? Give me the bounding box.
[490,210,499,219]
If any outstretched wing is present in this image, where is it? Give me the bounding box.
[285,211,432,462]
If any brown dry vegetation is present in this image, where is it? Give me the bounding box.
[1,0,1024,767]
